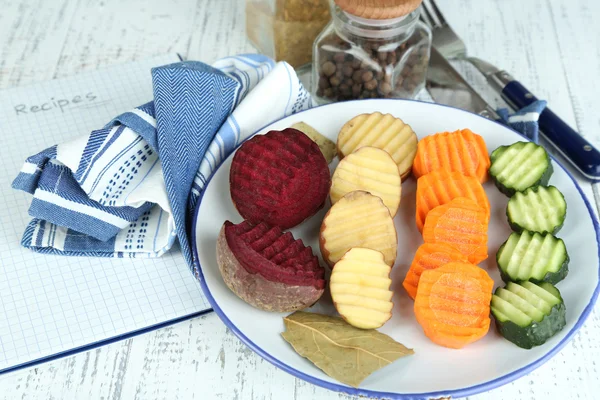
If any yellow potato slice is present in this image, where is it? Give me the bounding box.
[330,146,401,216]
[290,121,337,163]
[320,191,397,267]
[330,248,393,329]
[337,112,418,180]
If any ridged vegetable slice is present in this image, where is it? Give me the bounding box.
[422,197,489,264]
[497,231,569,284]
[414,262,494,348]
[412,129,490,183]
[320,191,397,266]
[491,281,566,349]
[330,248,393,329]
[330,146,402,216]
[403,243,468,299]
[229,128,331,229]
[507,185,567,234]
[416,169,490,233]
[489,141,552,196]
[337,112,418,180]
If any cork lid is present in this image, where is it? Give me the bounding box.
[334,0,423,19]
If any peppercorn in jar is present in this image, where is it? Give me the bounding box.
[312,0,431,103]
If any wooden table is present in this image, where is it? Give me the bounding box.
[1,0,599,398]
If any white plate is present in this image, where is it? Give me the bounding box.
[192,99,600,399]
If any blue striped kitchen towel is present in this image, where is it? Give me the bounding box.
[12,54,313,266]
[498,100,547,144]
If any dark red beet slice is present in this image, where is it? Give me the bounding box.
[229,128,331,230]
[224,220,325,289]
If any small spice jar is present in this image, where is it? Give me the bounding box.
[246,0,331,68]
[312,0,432,103]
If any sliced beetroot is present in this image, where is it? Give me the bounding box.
[224,220,325,289]
[229,128,331,230]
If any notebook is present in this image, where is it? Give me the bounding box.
[0,54,211,374]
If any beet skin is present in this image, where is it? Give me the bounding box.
[217,220,325,312]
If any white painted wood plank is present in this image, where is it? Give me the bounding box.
[547,0,600,142]
[50,0,199,79]
[0,0,599,399]
[0,0,80,88]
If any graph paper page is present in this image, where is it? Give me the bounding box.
[0,54,210,373]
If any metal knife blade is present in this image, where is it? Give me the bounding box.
[426,47,500,120]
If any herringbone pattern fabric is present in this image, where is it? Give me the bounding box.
[152,62,239,264]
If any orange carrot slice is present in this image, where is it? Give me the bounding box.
[416,170,490,233]
[422,197,489,264]
[412,129,490,183]
[403,243,469,299]
[414,262,494,348]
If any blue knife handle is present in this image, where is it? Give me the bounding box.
[502,80,600,180]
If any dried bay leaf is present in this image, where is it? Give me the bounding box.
[281,311,414,387]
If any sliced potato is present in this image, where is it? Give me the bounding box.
[337,112,418,180]
[330,146,401,216]
[290,122,337,163]
[320,191,397,266]
[330,248,393,329]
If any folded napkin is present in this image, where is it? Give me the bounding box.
[498,100,547,144]
[12,55,313,265]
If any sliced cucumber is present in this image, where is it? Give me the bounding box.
[491,281,566,349]
[496,231,569,284]
[489,142,553,196]
[507,185,567,234]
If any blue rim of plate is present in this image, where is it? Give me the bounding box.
[191,98,600,399]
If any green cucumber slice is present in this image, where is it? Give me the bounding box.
[491,281,566,349]
[507,186,567,234]
[489,142,552,196]
[491,296,532,326]
[496,288,545,321]
[496,231,569,284]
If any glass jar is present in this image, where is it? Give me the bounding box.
[246,0,331,68]
[312,2,431,103]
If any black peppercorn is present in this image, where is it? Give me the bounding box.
[364,79,378,91]
[318,77,330,89]
[333,52,346,63]
[342,64,354,77]
[378,81,392,95]
[321,61,336,77]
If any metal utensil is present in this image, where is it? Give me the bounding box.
[420,0,600,181]
[426,47,499,120]
[420,0,466,59]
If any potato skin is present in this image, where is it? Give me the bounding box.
[216,226,324,312]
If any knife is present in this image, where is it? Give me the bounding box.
[468,57,600,181]
[426,47,500,121]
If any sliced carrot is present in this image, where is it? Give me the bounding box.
[403,243,468,300]
[412,129,490,183]
[422,197,488,264]
[414,262,494,349]
[416,170,490,233]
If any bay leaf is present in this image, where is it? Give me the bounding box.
[281,311,414,388]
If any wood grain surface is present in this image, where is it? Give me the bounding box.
[1,0,599,399]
